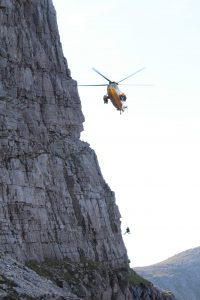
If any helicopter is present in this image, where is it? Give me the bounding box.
[79,67,145,113]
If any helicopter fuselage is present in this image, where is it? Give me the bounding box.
[79,67,145,113]
[107,82,126,112]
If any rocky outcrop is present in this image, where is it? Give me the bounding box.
[0,0,177,299]
[129,285,176,300]
[0,254,176,300]
[128,270,176,300]
[0,254,78,300]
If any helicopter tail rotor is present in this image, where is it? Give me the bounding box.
[78,84,107,86]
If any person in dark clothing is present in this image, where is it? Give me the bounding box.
[124,227,130,234]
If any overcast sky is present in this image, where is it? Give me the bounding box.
[53,0,200,267]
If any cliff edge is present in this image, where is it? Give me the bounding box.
[0,0,176,299]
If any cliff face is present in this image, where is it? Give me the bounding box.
[0,0,126,265]
[0,0,176,299]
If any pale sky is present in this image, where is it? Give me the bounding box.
[53,0,200,267]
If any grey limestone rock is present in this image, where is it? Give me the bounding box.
[0,0,127,267]
[0,254,79,299]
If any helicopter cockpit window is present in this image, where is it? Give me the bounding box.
[111,82,120,91]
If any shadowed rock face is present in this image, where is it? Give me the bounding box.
[0,0,127,265]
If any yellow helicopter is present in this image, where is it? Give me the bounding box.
[79,67,145,113]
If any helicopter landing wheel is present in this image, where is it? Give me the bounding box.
[120,95,127,102]
[103,95,108,104]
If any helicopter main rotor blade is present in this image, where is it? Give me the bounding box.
[78,84,107,86]
[117,67,146,84]
[92,68,112,83]
[119,83,152,86]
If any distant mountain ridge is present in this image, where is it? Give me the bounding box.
[135,246,200,300]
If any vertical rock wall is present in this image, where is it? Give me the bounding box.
[0,0,128,266]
